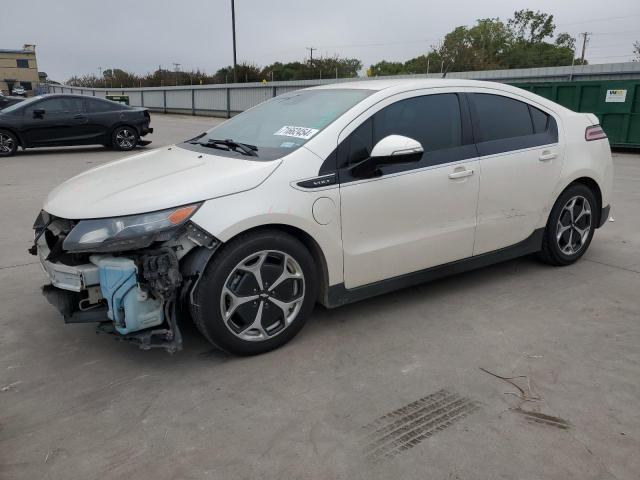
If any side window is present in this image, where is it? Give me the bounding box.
[86,98,122,113]
[341,93,463,168]
[345,118,373,166]
[25,97,84,115]
[374,94,462,153]
[529,105,550,133]
[470,93,533,142]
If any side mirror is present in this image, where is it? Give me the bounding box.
[351,135,423,178]
[33,109,45,118]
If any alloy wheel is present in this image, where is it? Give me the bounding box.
[556,195,592,255]
[0,133,14,154]
[220,250,305,342]
[115,129,136,149]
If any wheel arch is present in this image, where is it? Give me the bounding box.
[560,176,603,225]
[0,126,24,147]
[184,223,332,307]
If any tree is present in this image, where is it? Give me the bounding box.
[634,41,640,62]
[368,60,406,76]
[508,9,555,44]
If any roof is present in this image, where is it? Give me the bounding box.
[0,49,35,55]
[307,78,503,91]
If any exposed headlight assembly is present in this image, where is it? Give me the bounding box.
[63,204,201,253]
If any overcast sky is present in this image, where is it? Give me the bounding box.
[1,0,638,81]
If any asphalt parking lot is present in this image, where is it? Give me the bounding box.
[1,113,639,480]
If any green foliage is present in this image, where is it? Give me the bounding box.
[67,57,362,87]
[368,9,586,76]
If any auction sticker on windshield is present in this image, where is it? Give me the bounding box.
[274,126,319,140]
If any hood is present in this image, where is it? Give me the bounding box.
[44,145,281,219]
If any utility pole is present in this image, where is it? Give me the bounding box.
[172,63,181,85]
[580,32,591,64]
[231,0,237,83]
[306,47,316,66]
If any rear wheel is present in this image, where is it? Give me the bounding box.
[111,126,138,151]
[0,130,18,157]
[191,230,317,355]
[538,184,597,266]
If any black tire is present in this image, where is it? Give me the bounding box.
[538,183,598,266]
[191,230,318,355]
[111,126,138,151]
[0,129,18,157]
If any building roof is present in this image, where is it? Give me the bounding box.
[0,49,35,54]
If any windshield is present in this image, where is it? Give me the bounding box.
[187,89,373,159]
[1,95,42,113]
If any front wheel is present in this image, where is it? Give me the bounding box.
[0,130,18,157]
[190,230,318,355]
[538,184,597,266]
[111,126,138,151]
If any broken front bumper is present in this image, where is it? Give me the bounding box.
[37,237,99,292]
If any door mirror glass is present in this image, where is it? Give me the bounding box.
[351,135,423,178]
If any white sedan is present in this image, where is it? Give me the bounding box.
[33,79,613,355]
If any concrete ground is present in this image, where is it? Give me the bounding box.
[1,114,638,480]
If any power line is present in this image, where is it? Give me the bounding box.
[556,13,640,27]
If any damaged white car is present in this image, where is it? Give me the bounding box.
[32,79,613,355]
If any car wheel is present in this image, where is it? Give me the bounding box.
[538,183,597,266]
[191,230,318,355]
[0,129,18,157]
[111,126,138,151]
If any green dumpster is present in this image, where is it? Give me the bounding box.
[105,94,130,106]
[511,80,640,148]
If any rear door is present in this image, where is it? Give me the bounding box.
[84,98,124,143]
[338,91,480,288]
[22,97,87,145]
[467,92,563,254]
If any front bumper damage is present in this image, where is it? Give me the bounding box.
[32,215,218,353]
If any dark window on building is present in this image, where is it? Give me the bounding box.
[20,82,32,90]
[16,59,29,68]
[470,93,534,142]
[86,98,123,113]
[343,94,463,167]
[529,105,550,133]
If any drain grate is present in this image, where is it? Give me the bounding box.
[362,388,480,461]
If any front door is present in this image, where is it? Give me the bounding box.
[338,92,480,289]
[22,97,87,146]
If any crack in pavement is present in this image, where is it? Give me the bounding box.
[584,258,640,275]
[0,261,40,271]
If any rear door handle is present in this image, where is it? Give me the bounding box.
[448,169,474,179]
[539,150,557,161]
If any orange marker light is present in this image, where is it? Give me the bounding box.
[168,205,198,225]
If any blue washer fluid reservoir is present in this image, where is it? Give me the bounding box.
[91,256,164,335]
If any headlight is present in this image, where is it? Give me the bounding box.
[63,204,201,252]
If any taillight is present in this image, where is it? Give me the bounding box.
[585,125,607,141]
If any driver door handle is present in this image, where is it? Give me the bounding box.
[448,168,474,179]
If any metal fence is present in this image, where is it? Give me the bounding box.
[46,62,640,118]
